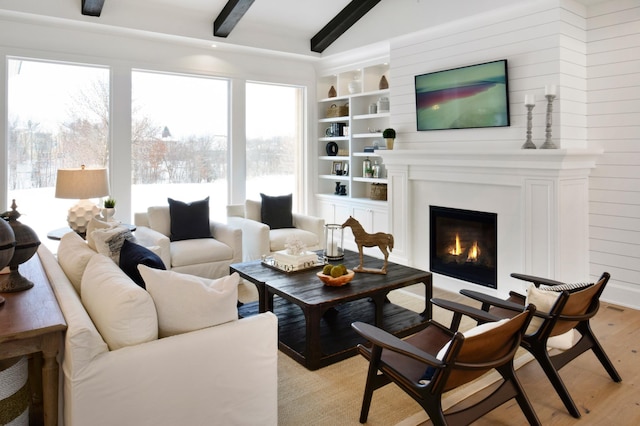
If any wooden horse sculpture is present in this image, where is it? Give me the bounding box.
[341,216,394,274]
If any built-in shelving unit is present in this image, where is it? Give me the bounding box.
[315,61,391,252]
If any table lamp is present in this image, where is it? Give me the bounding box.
[55,165,110,235]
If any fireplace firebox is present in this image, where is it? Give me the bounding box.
[430,206,497,288]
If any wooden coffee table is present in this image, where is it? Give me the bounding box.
[231,250,432,370]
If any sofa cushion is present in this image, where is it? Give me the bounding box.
[245,199,262,222]
[139,266,239,338]
[81,254,158,350]
[86,217,117,251]
[260,193,293,229]
[57,231,97,294]
[147,205,171,237]
[168,197,212,241]
[37,246,109,370]
[169,238,234,268]
[90,225,136,263]
[119,239,166,288]
[269,228,320,252]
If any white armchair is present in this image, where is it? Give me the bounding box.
[227,199,324,261]
[134,205,242,279]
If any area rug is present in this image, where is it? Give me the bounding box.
[274,286,534,426]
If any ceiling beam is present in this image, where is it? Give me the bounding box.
[81,0,106,17]
[311,0,381,53]
[214,0,256,38]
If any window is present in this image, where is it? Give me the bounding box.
[6,58,109,236]
[131,71,229,221]
[245,82,304,206]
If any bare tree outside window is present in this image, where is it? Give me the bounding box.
[6,59,110,237]
[131,71,229,221]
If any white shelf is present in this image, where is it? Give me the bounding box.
[353,151,384,157]
[319,155,349,161]
[352,132,383,138]
[319,116,349,123]
[352,112,390,120]
[319,174,349,181]
[353,177,388,184]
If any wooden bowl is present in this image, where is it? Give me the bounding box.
[316,269,355,287]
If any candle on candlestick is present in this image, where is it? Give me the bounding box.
[524,94,535,106]
[545,85,557,96]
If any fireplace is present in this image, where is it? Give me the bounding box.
[430,206,497,288]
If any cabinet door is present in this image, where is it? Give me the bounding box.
[317,200,336,225]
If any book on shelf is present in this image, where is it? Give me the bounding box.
[364,146,387,152]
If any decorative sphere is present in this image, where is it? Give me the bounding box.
[0,218,16,270]
[5,200,40,268]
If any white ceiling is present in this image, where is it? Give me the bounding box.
[0,0,606,59]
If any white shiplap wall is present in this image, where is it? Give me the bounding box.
[382,0,639,308]
[586,0,640,308]
[388,0,590,150]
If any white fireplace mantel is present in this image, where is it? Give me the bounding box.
[378,148,603,296]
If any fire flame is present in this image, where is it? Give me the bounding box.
[467,241,480,262]
[449,234,462,256]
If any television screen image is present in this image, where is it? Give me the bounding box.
[415,59,510,131]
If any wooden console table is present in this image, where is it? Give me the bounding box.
[0,254,67,425]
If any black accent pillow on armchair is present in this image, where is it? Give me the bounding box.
[260,193,293,229]
[168,197,213,241]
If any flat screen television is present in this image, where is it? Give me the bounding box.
[415,59,510,131]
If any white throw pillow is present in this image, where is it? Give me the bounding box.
[86,217,118,251]
[57,231,97,294]
[90,225,135,263]
[527,283,583,350]
[525,284,561,334]
[81,254,158,350]
[420,318,510,384]
[138,265,239,338]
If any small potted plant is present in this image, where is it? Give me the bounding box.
[382,128,396,150]
[102,198,116,221]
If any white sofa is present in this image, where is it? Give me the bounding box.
[39,234,278,426]
[134,205,242,279]
[227,199,325,261]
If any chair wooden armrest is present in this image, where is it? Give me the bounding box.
[431,298,501,330]
[352,322,442,367]
[511,273,566,287]
[460,289,525,312]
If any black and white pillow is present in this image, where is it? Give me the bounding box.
[539,282,593,293]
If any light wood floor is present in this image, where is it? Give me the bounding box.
[403,284,640,425]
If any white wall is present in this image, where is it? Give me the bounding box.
[389,0,589,151]
[586,0,640,308]
[0,13,318,222]
[340,0,638,308]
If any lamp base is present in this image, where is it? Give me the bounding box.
[67,199,101,234]
[0,268,34,292]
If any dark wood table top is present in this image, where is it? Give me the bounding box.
[0,255,67,343]
[232,250,431,308]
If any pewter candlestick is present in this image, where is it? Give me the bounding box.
[522,103,536,149]
[541,93,557,149]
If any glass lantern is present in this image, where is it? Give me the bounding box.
[323,224,344,261]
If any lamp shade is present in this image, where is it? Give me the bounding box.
[55,167,110,200]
